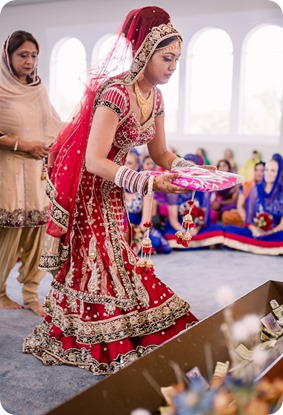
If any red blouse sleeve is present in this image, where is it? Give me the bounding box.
[96,83,129,121]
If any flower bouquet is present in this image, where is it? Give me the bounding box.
[254,212,274,231]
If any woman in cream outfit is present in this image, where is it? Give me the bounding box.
[0,30,62,316]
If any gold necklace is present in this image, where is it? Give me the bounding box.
[134,81,154,119]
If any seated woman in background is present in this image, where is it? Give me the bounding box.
[222,160,265,227]
[196,147,210,165]
[125,151,171,254]
[210,159,240,224]
[223,148,237,172]
[223,154,283,255]
[162,191,224,250]
[151,153,200,233]
[161,154,224,249]
[238,149,262,181]
[141,153,156,172]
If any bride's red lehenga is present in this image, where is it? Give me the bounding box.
[23,7,198,375]
[23,82,197,375]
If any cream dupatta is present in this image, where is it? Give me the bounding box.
[0,48,63,227]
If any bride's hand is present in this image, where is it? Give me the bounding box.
[152,172,191,194]
[199,164,217,171]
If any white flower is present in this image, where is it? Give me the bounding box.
[232,314,261,343]
[252,347,269,369]
[216,285,235,308]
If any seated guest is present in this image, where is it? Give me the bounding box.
[161,154,224,249]
[210,159,240,224]
[162,191,224,250]
[196,147,211,165]
[141,153,156,172]
[223,154,283,255]
[152,153,200,231]
[222,161,265,226]
[223,148,237,172]
[238,149,262,181]
[125,152,171,254]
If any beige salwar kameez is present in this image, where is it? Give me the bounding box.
[0,47,62,304]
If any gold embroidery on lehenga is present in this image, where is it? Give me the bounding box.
[66,294,78,313]
[65,261,74,287]
[132,272,150,307]
[87,235,100,293]
[23,319,159,375]
[43,289,190,344]
[121,240,137,266]
[104,238,126,299]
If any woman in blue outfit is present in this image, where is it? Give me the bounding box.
[223,154,283,255]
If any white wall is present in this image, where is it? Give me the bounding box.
[1,0,283,166]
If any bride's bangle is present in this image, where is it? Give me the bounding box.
[115,166,149,196]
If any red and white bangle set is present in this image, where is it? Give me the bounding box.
[115,166,153,196]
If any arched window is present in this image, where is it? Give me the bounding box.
[159,68,180,133]
[186,28,233,134]
[241,25,283,135]
[50,37,87,121]
[91,34,131,76]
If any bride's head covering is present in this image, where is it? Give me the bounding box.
[50,6,181,156]
[42,7,182,269]
[119,6,181,83]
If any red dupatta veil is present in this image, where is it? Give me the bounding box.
[40,7,182,271]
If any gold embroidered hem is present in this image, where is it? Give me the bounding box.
[46,290,190,343]
[23,322,158,375]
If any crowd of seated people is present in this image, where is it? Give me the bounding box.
[127,147,283,256]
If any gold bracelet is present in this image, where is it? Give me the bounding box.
[14,139,19,152]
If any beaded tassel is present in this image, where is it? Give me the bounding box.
[135,179,155,276]
[136,220,154,276]
[175,192,196,248]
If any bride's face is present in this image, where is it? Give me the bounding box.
[144,41,182,86]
